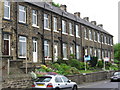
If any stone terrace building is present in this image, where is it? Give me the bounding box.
[0,0,114,70]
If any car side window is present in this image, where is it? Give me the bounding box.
[55,77,63,83]
[61,76,69,82]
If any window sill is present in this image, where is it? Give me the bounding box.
[44,28,51,31]
[32,25,39,28]
[69,34,74,36]
[85,38,88,40]
[53,30,59,33]
[45,57,52,60]
[89,39,93,41]
[63,58,68,60]
[76,36,80,38]
[62,32,68,35]
[3,18,12,22]
[18,56,27,59]
[18,22,28,26]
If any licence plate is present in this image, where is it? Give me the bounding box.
[37,84,44,86]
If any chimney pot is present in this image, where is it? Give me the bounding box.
[60,5,67,11]
[83,17,89,22]
[98,24,103,28]
[91,21,96,25]
[74,12,80,18]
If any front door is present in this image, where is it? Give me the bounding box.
[54,44,58,61]
[33,39,37,63]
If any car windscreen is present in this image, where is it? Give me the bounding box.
[114,72,120,76]
[35,77,52,82]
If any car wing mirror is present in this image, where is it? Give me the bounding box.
[67,80,71,83]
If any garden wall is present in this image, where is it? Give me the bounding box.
[2,71,115,88]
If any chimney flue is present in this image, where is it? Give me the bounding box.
[91,21,96,25]
[60,5,67,12]
[83,17,89,22]
[74,12,80,18]
[98,24,103,28]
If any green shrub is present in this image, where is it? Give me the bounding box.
[97,60,104,68]
[68,59,85,70]
[90,57,98,67]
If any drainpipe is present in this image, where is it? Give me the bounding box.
[42,3,45,65]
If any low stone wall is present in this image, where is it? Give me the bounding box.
[2,70,115,88]
[2,74,32,88]
[66,70,115,84]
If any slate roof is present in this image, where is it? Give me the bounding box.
[24,1,113,36]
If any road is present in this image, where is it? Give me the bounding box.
[78,80,120,90]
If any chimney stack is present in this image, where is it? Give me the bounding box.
[83,17,89,22]
[98,24,103,28]
[91,21,96,25]
[60,5,67,12]
[74,12,80,18]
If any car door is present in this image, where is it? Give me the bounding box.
[61,76,73,90]
[54,77,65,89]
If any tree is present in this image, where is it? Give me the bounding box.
[114,43,120,60]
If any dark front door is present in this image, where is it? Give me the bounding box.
[3,40,9,55]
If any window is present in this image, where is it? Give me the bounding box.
[102,50,104,58]
[104,36,106,44]
[19,36,26,58]
[55,77,63,83]
[62,20,67,34]
[44,14,49,29]
[44,40,49,57]
[98,49,101,60]
[105,50,108,57]
[102,35,104,43]
[94,31,97,41]
[89,30,92,40]
[76,45,80,59]
[4,0,10,19]
[97,33,100,42]
[85,48,88,55]
[3,34,10,55]
[53,17,57,31]
[110,38,113,45]
[19,5,26,23]
[76,25,80,37]
[84,28,87,39]
[70,45,73,54]
[69,23,73,35]
[90,47,92,56]
[32,10,37,26]
[61,76,69,82]
[108,51,110,58]
[94,49,97,57]
[63,43,67,59]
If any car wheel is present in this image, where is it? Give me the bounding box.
[55,88,60,90]
[72,85,77,90]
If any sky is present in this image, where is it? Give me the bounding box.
[53,0,119,44]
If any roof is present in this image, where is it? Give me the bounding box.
[24,1,113,36]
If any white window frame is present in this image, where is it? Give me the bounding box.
[4,0,10,19]
[84,28,88,40]
[44,14,50,30]
[69,23,73,36]
[97,33,100,43]
[94,49,97,57]
[98,49,101,60]
[53,17,58,32]
[62,20,67,34]
[44,40,49,57]
[70,45,73,54]
[63,43,68,59]
[19,5,26,23]
[32,10,38,26]
[19,36,27,58]
[76,45,80,59]
[89,30,92,40]
[76,25,80,38]
[4,34,10,55]
[85,48,88,55]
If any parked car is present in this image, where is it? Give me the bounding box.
[110,72,120,82]
[32,74,78,90]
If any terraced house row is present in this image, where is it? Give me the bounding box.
[0,0,114,66]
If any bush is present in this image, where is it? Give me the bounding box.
[68,59,85,70]
[97,60,104,68]
[90,57,98,67]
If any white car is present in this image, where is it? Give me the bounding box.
[32,74,78,90]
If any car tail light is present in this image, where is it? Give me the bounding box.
[47,83,53,88]
[32,84,35,87]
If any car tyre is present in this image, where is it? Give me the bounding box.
[72,85,77,90]
[55,88,60,90]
